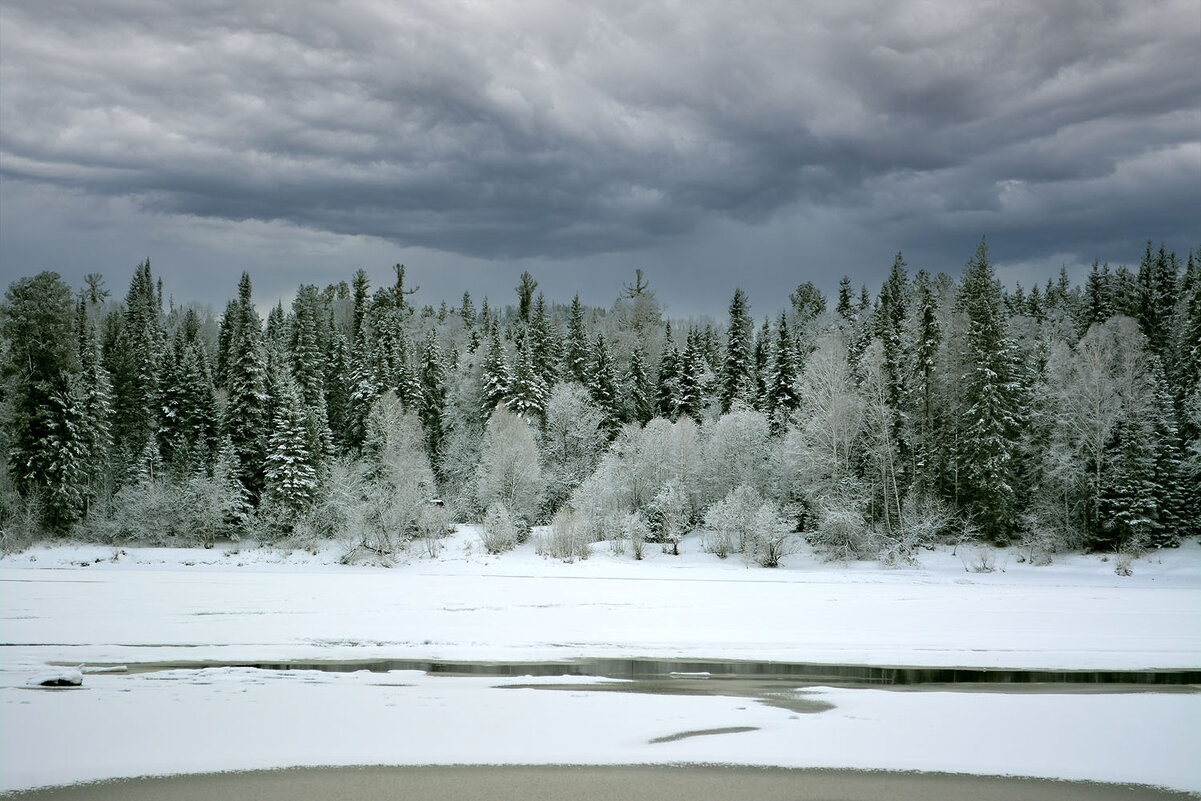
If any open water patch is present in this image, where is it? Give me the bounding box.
[52,656,1201,689]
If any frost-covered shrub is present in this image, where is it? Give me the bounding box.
[809,502,872,561]
[537,508,590,562]
[476,407,543,532]
[480,503,519,554]
[645,479,690,555]
[620,512,650,560]
[747,499,795,568]
[702,485,762,559]
[418,503,451,558]
[0,491,44,554]
[876,496,954,567]
[698,407,771,506]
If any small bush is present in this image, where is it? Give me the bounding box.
[620,512,650,561]
[480,503,519,554]
[809,503,872,561]
[536,508,591,562]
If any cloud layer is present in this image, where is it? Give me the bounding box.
[1,0,1198,307]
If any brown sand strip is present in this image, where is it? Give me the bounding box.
[5,765,1192,800]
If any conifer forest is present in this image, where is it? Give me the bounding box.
[2,238,1199,563]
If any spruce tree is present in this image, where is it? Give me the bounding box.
[263,370,317,523]
[564,293,591,384]
[675,328,707,422]
[76,298,113,514]
[954,238,1025,541]
[480,331,511,421]
[624,348,654,425]
[223,273,269,500]
[655,322,679,419]
[586,333,621,435]
[721,288,755,412]
[2,272,88,531]
[419,329,448,460]
[767,313,800,433]
[528,293,560,388]
[111,259,165,475]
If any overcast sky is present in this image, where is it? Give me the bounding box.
[1,0,1197,318]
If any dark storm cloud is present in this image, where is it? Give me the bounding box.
[0,0,1197,294]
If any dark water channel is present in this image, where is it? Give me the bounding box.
[62,656,1201,689]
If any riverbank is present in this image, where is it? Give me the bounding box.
[8,766,1194,801]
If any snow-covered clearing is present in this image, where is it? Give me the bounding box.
[1,530,1199,792]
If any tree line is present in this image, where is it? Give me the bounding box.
[2,239,1198,563]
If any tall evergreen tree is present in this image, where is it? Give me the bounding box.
[767,313,801,433]
[480,331,511,421]
[263,369,317,523]
[954,238,1025,541]
[419,329,448,461]
[223,273,269,500]
[721,288,755,412]
[111,259,164,474]
[563,293,591,384]
[586,333,621,435]
[624,348,654,425]
[2,272,87,530]
[76,298,113,514]
[655,322,680,419]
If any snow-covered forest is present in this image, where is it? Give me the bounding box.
[2,238,1199,562]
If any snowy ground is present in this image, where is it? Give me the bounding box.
[2,530,1199,793]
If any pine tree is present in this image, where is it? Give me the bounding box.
[721,288,755,412]
[954,238,1025,541]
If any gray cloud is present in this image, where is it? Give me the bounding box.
[0,0,1198,311]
